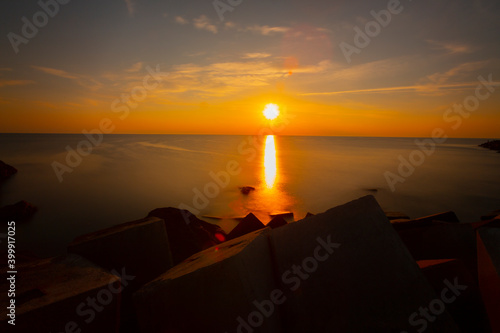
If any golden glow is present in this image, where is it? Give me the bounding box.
[263,104,280,120]
[264,135,277,188]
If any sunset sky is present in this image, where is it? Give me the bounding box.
[1,0,500,137]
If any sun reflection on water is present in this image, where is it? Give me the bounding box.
[264,135,277,188]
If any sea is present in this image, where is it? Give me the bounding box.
[1,134,499,257]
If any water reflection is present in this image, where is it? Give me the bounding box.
[264,135,277,188]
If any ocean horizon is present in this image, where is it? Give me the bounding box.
[1,133,499,257]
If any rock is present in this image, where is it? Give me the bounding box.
[417,258,490,332]
[384,211,410,220]
[68,216,173,288]
[147,207,226,265]
[226,213,265,240]
[269,195,458,332]
[392,211,460,231]
[239,186,255,195]
[476,223,500,332]
[0,160,17,182]
[305,212,315,218]
[270,211,294,220]
[134,228,279,333]
[0,200,37,222]
[0,254,121,332]
[267,215,287,229]
[397,221,478,279]
[68,216,173,333]
[479,140,500,152]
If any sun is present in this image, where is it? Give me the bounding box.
[263,104,280,120]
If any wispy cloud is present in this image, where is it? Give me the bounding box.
[245,25,289,35]
[426,40,476,55]
[32,66,102,90]
[242,53,272,59]
[175,16,189,25]
[125,62,143,73]
[0,80,35,88]
[423,61,489,85]
[124,0,135,17]
[193,15,218,34]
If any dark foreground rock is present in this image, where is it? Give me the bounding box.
[270,195,458,332]
[0,200,37,222]
[267,215,287,229]
[418,258,490,332]
[476,221,500,332]
[226,212,265,240]
[479,140,500,152]
[68,216,173,333]
[0,255,120,333]
[0,160,17,182]
[147,207,226,265]
[134,228,278,333]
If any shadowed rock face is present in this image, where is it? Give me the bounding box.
[267,215,287,229]
[0,160,17,182]
[147,207,227,265]
[0,200,37,222]
[226,212,265,240]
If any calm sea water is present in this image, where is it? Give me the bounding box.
[1,134,499,257]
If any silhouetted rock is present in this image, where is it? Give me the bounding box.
[418,258,490,332]
[270,195,459,332]
[147,207,226,264]
[134,228,278,333]
[226,212,265,240]
[0,254,121,332]
[68,216,173,333]
[305,212,315,218]
[397,221,478,279]
[392,211,460,231]
[239,186,255,195]
[385,211,410,220]
[479,139,500,152]
[270,211,294,219]
[267,215,287,229]
[0,200,37,222]
[476,223,500,332]
[0,160,17,182]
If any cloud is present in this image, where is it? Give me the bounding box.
[426,40,475,55]
[32,66,78,79]
[175,16,189,25]
[32,66,103,90]
[0,80,35,88]
[124,0,135,17]
[423,61,489,85]
[245,25,289,35]
[125,62,143,73]
[242,53,272,59]
[193,15,218,34]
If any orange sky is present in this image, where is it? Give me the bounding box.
[1,0,500,137]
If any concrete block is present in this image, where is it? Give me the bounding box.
[0,255,120,333]
[477,226,500,332]
[134,228,280,333]
[418,259,490,332]
[69,216,173,288]
[397,222,477,278]
[227,213,265,240]
[269,195,459,332]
